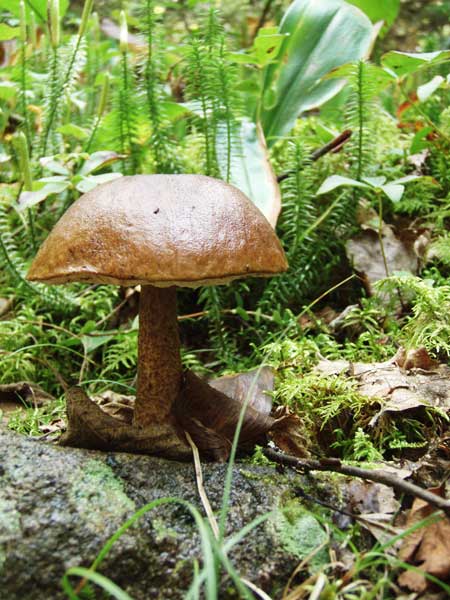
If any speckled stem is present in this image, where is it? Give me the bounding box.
[134,285,182,427]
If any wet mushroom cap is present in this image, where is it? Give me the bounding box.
[27,174,288,286]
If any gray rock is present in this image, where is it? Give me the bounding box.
[0,430,322,599]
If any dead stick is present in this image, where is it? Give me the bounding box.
[251,0,276,43]
[277,129,353,183]
[263,448,450,518]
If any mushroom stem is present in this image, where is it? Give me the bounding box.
[134,285,182,427]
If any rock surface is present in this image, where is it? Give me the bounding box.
[0,429,318,599]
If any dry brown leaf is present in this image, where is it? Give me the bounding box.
[209,366,274,415]
[313,356,450,425]
[94,391,135,424]
[0,382,55,408]
[269,406,310,458]
[346,227,418,295]
[398,486,450,592]
[174,370,275,460]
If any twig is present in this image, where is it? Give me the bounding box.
[241,577,273,600]
[185,430,220,539]
[178,308,274,322]
[251,0,276,43]
[263,448,450,518]
[277,130,353,183]
[185,432,274,599]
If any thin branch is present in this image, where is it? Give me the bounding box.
[185,430,220,539]
[263,448,450,518]
[277,130,353,183]
[251,0,276,44]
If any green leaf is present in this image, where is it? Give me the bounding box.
[81,333,115,354]
[410,126,433,154]
[346,0,400,27]
[75,173,122,194]
[0,24,20,40]
[57,123,89,140]
[381,50,450,78]
[327,62,396,93]
[0,0,69,23]
[417,75,445,102]
[261,0,373,145]
[216,118,281,227]
[39,156,70,176]
[17,181,70,210]
[380,183,404,203]
[79,151,123,176]
[63,568,134,600]
[228,27,287,67]
[0,82,18,102]
[362,176,386,187]
[316,175,369,195]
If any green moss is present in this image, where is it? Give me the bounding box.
[0,497,21,571]
[69,460,135,532]
[274,499,329,573]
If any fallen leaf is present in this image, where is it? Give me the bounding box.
[175,370,275,460]
[313,356,450,427]
[346,227,418,296]
[398,486,450,592]
[208,366,274,415]
[269,405,310,458]
[0,297,12,316]
[93,391,135,424]
[0,382,55,408]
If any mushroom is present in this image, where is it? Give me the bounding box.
[27,175,288,458]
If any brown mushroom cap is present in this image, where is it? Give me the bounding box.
[27,175,288,287]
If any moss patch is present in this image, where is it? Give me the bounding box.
[274,499,328,573]
[0,497,21,571]
[69,460,135,533]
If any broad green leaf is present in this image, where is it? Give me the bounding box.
[380,183,404,203]
[417,75,445,102]
[347,0,400,27]
[382,50,450,78]
[17,181,69,210]
[0,0,69,23]
[81,333,115,354]
[57,123,89,140]
[410,126,433,154]
[39,156,70,176]
[316,175,369,195]
[79,151,123,176]
[261,0,373,145]
[0,82,18,102]
[391,175,429,185]
[0,24,20,40]
[75,173,122,194]
[228,27,287,67]
[216,118,281,227]
[160,101,190,121]
[363,176,386,187]
[326,62,396,93]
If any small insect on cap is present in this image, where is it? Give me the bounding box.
[27,174,288,287]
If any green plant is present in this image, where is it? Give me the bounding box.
[377,273,450,358]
